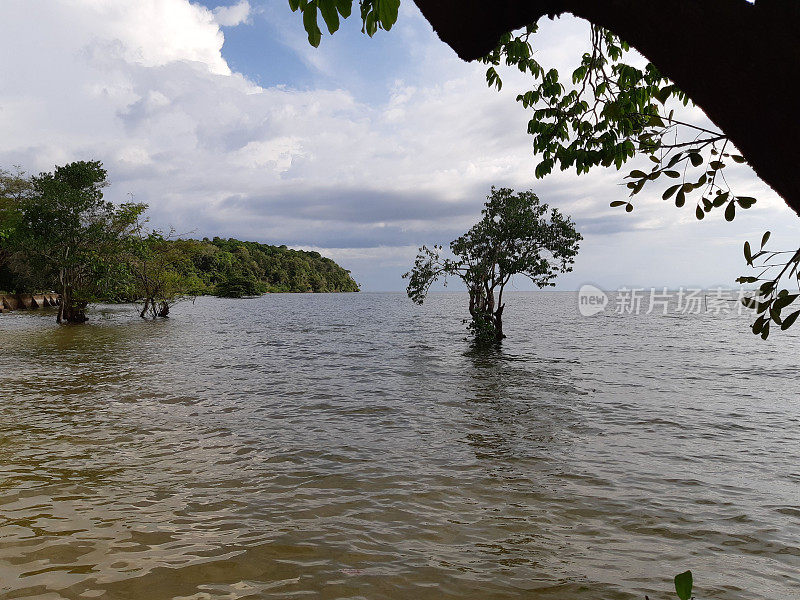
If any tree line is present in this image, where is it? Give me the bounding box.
[0,161,359,323]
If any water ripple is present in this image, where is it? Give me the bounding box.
[0,293,798,599]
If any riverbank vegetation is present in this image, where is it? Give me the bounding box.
[405,187,581,343]
[0,162,358,323]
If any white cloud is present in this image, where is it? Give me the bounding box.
[0,0,795,291]
[213,1,251,27]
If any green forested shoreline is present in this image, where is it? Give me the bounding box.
[0,236,359,299]
[0,161,358,322]
[135,237,360,298]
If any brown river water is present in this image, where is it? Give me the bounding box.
[0,292,798,599]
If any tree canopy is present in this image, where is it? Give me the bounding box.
[9,161,144,323]
[288,0,800,338]
[405,187,581,342]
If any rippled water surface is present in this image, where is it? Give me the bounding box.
[0,292,798,599]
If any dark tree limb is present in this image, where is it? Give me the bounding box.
[414,0,800,215]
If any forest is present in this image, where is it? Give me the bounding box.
[0,162,358,322]
[153,237,360,298]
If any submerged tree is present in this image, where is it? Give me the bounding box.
[404,187,581,343]
[125,221,201,318]
[13,161,145,323]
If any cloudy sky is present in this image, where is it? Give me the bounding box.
[0,0,797,291]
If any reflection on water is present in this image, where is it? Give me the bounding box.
[0,293,798,599]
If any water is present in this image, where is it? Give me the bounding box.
[0,292,798,599]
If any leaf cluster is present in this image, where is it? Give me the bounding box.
[288,0,398,47]
[482,25,754,224]
[737,232,800,339]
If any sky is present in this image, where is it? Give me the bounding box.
[0,0,796,291]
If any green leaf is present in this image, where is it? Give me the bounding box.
[377,0,400,30]
[744,241,752,264]
[629,170,647,179]
[781,309,800,330]
[486,67,502,91]
[664,170,681,178]
[761,231,771,248]
[663,184,680,200]
[674,570,693,600]
[773,293,798,311]
[610,200,627,207]
[724,201,736,222]
[364,10,377,35]
[335,0,352,18]
[655,85,672,104]
[695,205,704,220]
[667,153,683,168]
[675,190,686,208]
[732,155,746,163]
[318,0,340,34]
[289,0,301,11]
[625,203,633,213]
[631,179,646,195]
[689,152,702,167]
[736,196,757,208]
[303,5,322,47]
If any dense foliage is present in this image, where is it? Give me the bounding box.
[143,237,361,298]
[3,161,144,323]
[0,162,359,323]
[405,187,581,343]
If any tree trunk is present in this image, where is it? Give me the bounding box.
[493,304,505,341]
[140,297,150,319]
[61,301,88,324]
[57,270,65,324]
[58,277,88,324]
[414,0,800,215]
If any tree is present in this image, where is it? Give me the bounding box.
[0,168,33,287]
[215,272,264,298]
[125,221,200,318]
[404,187,581,342]
[287,0,800,338]
[13,161,145,323]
